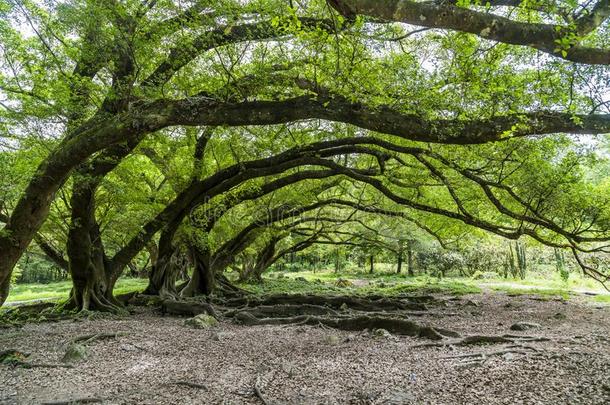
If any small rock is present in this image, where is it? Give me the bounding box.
[464,299,479,307]
[503,352,515,361]
[281,360,295,376]
[62,343,88,363]
[119,343,138,352]
[184,313,218,329]
[343,334,356,343]
[372,328,396,340]
[510,322,541,331]
[323,334,341,345]
[210,331,229,341]
[553,312,567,320]
[382,390,416,404]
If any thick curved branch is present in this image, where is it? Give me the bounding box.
[328,0,610,64]
[159,95,610,144]
[142,17,336,88]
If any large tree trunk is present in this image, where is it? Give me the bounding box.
[66,173,119,312]
[181,246,215,297]
[396,250,403,274]
[0,117,139,306]
[144,221,181,297]
[407,240,415,277]
[239,237,280,283]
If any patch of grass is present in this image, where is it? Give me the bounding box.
[6,278,148,303]
[592,295,610,304]
[241,273,481,297]
[238,278,346,295]
[113,278,149,296]
[367,280,482,296]
[491,286,571,300]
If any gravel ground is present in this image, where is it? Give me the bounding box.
[1,292,609,405]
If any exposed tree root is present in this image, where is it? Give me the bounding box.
[40,397,102,405]
[441,345,541,360]
[220,293,427,311]
[254,377,269,405]
[414,334,550,348]
[166,380,209,390]
[217,275,251,297]
[160,299,220,319]
[1,349,73,369]
[72,332,129,344]
[224,304,340,318]
[22,362,74,369]
[233,311,457,340]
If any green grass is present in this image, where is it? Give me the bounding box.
[239,271,481,296]
[7,267,607,305]
[489,286,571,300]
[244,268,609,300]
[593,295,610,304]
[6,278,148,303]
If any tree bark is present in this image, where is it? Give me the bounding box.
[407,240,415,277]
[327,0,610,65]
[181,246,215,297]
[0,117,141,306]
[369,254,374,274]
[66,171,117,311]
[396,251,403,274]
[239,237,280,283]
[144,220,181,297]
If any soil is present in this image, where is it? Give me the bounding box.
[1,291,609,404]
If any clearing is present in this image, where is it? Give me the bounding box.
[1,288,609,404]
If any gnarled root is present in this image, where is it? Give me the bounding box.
[71,332,129,345]
[221,293,427,312]
[160,299,220,319]
[233,311,457,340]
[414,334,550,348]
[224,304,340,318]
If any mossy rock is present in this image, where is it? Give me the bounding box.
[62,343,88,363]
[323,334,341,345]
[184,314,218,329]
[510,321,541,331]
[1,350,29,365]
[334,278,353,288]
[372,328,398,340]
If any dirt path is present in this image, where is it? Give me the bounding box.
[1,292,609,404]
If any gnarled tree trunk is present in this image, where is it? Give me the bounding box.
[239,237,280,283]
[66,173,119,312]
[144,220,181,297]
[181,246,215,297]
[407,240,415,277]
